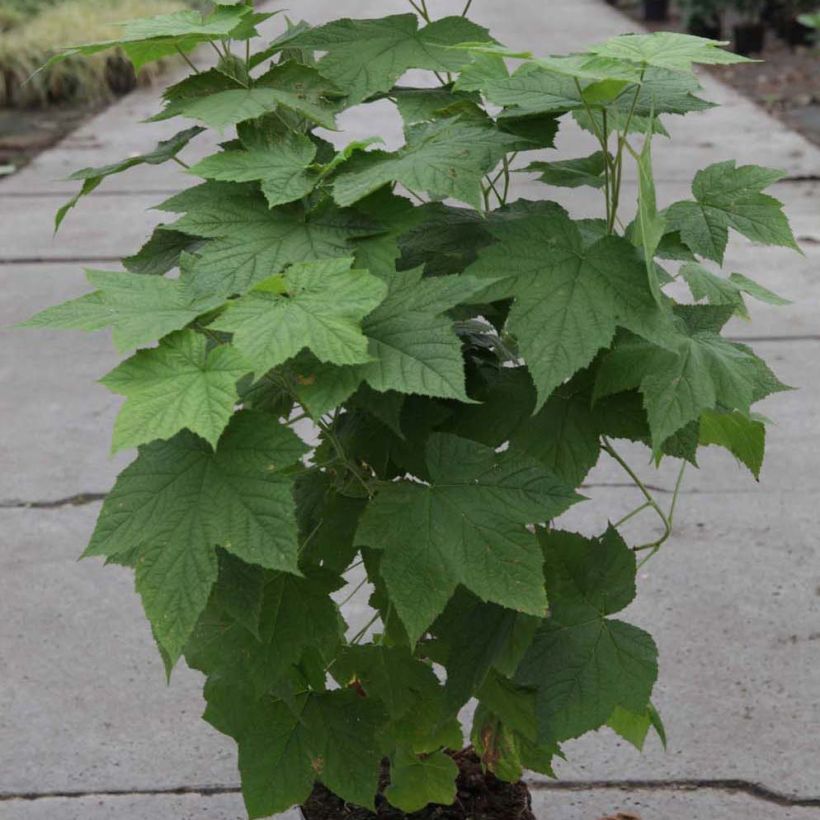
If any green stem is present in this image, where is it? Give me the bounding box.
[601,437,673,552]
[462,0,474,14]
[613,500,653,529]
[350,611,381,645]
[171,156,190,170]
[339,575,368,607]
[175,45,199,74]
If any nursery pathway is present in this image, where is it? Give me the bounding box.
[1,1,819,818]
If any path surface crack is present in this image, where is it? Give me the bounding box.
[0,492,106,510]
[2,780,818,807]
[528,779,820,808]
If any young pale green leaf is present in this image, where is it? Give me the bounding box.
[465,204,676,407]
[289,14,494,103]
[100,330,250,452]
[665,161,799,263]
[85,412,307,663]
[585,32,752,72]
[631,124,666,304]
[21,269,224,353]
[516,528,658,744]
[211,258,387,375]
[386,749,458,812]
[188,133,318,208]
[55,126,202,229]
[699,409,766,479]
[526,151,608,189]
[355,433,580,644]
[333,117,519,211]
[43,5,253,72]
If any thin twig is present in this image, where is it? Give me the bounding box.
[175,45,199,74]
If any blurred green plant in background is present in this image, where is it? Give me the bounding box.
[0,0,207,106]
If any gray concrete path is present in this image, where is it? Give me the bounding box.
[1,1,818,818]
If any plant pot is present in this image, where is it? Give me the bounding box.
[733,22,767,55]
[643,0,669,22]
[687,15,723,40]
[779,17,814,46]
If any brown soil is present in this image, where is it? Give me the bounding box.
[301,749,536,820]
[607,1,820,148]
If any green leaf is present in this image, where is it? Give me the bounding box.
[188,133,318,208]
[85,412,308,663]
[526,151,608,189]
[665,161,799,263]
[212,690,385,818]
[386,749,458,812]
[516,528,658,744]
[355,267,488,401]
[355,433,580,643]
[211,258,387,374]
[682,263,790,318]
[392,86,481,127]
[186,566,343,696]
[466,204,675,407]
[699,409,766,479]
[164,185,379,297]
[55,126,203,228]
[290,14,494,103]
[607,705,651,750]
[333,117,519,211]
[510,382,600,486]
[632,122,666,304]
[643,335,768,449]
[586,32,752,72]
[100,330,250,452]
[431,590,533,711]
[123,227,201,276]
[21,269,224,353]
[45,5,254,72]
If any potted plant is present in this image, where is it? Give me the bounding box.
[25,4,799,818]
[732,0,769,52]
[680,0,729,37]
[644,0,671,21]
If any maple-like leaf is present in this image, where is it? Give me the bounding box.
[21,269,224,352]
[665,161,799,263]
[290,14,493,103]
[211,258,387,374]
[84,412,307,663]
[333,117,519,211]
[101,330,250,452]
[516,527,658,744]
[465,203,676,406]
[355,433,580,643]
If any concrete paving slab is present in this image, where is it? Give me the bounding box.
[0,193,166,263]
[0,264,125,500]
[544,486,820,799]
[530,786,820,819]
[0,794,295,820]
[2,481,816,798]
[0,504,370,796]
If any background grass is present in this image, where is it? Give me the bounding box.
[0,0,202,107]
